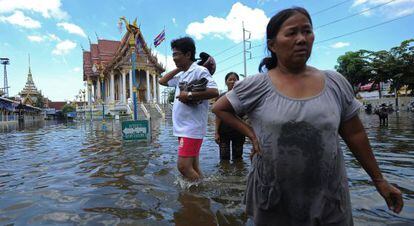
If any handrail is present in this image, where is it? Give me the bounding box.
[126,103,132,115]
[154,103,165,118]
[140,103,151,120]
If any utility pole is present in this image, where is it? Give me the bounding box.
[0,57,10,97]
[242,22,251,78]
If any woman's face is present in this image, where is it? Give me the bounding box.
[226,74,238,90]
[269,13,314,67]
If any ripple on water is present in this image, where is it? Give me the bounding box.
[0,113,413,225]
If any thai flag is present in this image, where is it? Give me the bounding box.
[153,29,165,47]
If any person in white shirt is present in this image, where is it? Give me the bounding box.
[159,37,218,181]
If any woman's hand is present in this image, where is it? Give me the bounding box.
[215,133,220,144]
[374,179,404,214]
[249,135,261,161]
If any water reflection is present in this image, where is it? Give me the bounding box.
[174,192,217,226]
[0,112,413,225]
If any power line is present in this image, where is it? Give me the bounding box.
[215,51,244,64]
[315,0,397,30]
[311,0,353,16]
[217,12,413,74]
[315,12,414,44]
[212,42,242,57]
[216,61,244,75]
[212,1,356,61]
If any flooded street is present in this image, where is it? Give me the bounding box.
[1,112,413,225]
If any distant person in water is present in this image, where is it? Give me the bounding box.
[159,37,218,181]
[215,72,245,161]
[213,7,403,225]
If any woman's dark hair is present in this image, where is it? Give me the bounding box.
[258,7,312,72]
[225,72,239,81]
[171,37,196,62]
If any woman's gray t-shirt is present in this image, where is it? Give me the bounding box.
[226,70,361,226]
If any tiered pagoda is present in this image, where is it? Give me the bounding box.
[19,56,42,106]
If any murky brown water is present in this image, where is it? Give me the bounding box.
[0,111,413,225]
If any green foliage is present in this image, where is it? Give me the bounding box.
[62,104,76,115]
[167,89,175,103]
[33,94,45,108]
[335,50,372,89]
[335,39,414,93]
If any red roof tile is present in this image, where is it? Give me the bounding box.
[48,101,66,110]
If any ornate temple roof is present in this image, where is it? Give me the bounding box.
[19,55,41,102]
[83,25,165,81]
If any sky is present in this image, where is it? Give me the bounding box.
[0,0,413,101]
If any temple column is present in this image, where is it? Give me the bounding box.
[90,83,94,103]
[129,69,133,102]
[87,80,92,106]
[97,79,101,100]
[122,70,127,104]
[152,73,157,103]
[105,78,108,103]
[157,75,160,103]
[146,70,151,103]
[110,71,115,103]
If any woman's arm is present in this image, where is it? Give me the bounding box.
[212,96,260,157]
[339,115,403,213]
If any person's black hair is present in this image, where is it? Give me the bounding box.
[171,37,196,62]
[258,7,312,72]
[225,72,239,81]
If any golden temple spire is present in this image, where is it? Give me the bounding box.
[28,53,32,75]
[27,53,33,83]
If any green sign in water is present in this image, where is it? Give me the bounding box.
[122,120,149,140]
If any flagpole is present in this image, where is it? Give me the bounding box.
[164,26,167,70]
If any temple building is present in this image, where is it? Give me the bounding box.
[82,24,165,118]
[19,56,43,107]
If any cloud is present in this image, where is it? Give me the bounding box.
[185,2,269,43]
[27,35,44,42]
[0,11,41,28]
[257,0,270,5]
[0,0,68,19]
[57,22,86,37]
[73,67,81,72]
[351,0,414,18]
[47,33,60,41]
[52,40,77,55]
[331,42,350,48]
[172,17,177,26]
[27,33,61,42]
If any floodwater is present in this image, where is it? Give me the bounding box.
[0,112,413,226]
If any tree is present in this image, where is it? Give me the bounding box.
[168,88,176,103]
[335,50,372,90]
[390,39,414,92]
[336,39,414,96]
[61,103,76,116]
[369,50,394,98]
[33,94,45,108]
